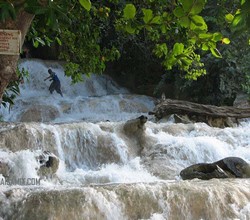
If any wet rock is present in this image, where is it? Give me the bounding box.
[180,157,250,180]
[206,116,236,128]
[123,115,148,156]
[123,115,148,136]
[234,93,250,108]
[0,160,10,178]
[97,135,123,164]
[173,114,236,128]
[19,105,60,122]
[173,114,192,124]
[37,151,59,177]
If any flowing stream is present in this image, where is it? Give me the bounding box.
[0,59,250,220]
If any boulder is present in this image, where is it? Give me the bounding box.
[123,115,148,136]
[233,93,250,108]
[19,105,60,122]
[0,160,10,178]
[180,157,250,180]
[37,151,59,177]
[123,115,148,156]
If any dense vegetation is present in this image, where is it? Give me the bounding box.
[1,0,250,107]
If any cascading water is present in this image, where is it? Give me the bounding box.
[0,59,250,220]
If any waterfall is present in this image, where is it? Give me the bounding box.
[0,59,250,220]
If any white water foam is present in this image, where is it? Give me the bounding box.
[0,59,250,219]
[1,59,155,122]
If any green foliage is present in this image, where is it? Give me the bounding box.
[64,62,82,83]
[229,1,250,32]
[26,24,54,48]
[57,3,120,80]
[21,1,119,81]
[1,0,250,106]
[163,0,250,105]
[0,1,16,21]
[79,0,92,11]
[123,4,136,19]
[115,0,225,79]
[2,67,29,110]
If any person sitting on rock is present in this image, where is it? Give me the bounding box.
[44,68,63,97]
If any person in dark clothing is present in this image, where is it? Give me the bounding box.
[44,69,63,97]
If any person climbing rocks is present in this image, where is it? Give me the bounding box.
[44,69,63,97]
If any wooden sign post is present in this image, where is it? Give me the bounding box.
[0,29,21,55]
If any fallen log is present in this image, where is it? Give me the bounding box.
[149,99,250,127]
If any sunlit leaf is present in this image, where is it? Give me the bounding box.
[222,38,230,44]
[55,37,62,45]
[142,9,153,23]
[33,40,39,48]
[79,0,91,11]
[123,4,136,20]
[241,0,246,5]
[190,15,207,31]
[154,43,168,57]
[210,48,222,58]
[151,16,161,24]
[190,15,206,27]
[231,13,246,32]
[225,13,234,23]
[198,33,213,39]
[173,43,184,56]
[201,43,209,50]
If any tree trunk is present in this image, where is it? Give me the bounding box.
[0,10,34,101]
[149,99,250,127]
[150,99,250,119]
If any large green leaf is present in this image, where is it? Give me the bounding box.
[190,15,207,31]
[123,4,136,20]
[173,43,184,56]
[225,13,234,23]
[151,16,161,24]
[173,7,185,18]
[125,24,136,34]
[201,43,209,50]
[222,38,230,44]
[212,32,223,41]
[154,43,168,58]
[179,16,190,28]
[210,48,222,58]
[179,0,205,15]
[142,9,153,23]
[79,0,91,11]
[241,0,246,5]
[231,13,246,32]
[198,33,213,39]
[190,0,205,15]
[179,0,193,13]
[190,15,206,27]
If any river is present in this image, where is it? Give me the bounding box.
[0,59,249,220]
